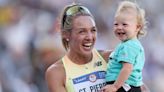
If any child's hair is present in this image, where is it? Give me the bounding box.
[115,0,147,38]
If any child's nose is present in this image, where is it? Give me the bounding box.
[117,24,123,29]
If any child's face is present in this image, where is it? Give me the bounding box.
[114,9,140,41]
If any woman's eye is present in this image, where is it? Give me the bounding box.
[78,29,85,34]
[79,31,84,33]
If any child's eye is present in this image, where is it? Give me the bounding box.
[123,23,127,26]
[114,23,118,26]
[91,28,97,32]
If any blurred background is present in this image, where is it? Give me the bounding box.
[0,0,164,92]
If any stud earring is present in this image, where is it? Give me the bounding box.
[66,38,69,41]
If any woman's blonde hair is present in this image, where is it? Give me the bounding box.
[60,3,94,50]
[115,0,147,38]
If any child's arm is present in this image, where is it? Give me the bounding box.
[101,62,133,92]
[113,62,133,90]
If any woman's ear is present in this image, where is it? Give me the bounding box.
[62,31,70,41]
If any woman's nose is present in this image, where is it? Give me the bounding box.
[85,32,93,40]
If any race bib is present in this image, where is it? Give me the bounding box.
[72,71,106,92]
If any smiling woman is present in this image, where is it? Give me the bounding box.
[45,3,111,92]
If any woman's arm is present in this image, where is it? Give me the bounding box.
[98,50,113,62]
[45,61,66,92]
[141,83,150,92]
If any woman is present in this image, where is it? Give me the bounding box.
[46,3,111,92]
[45,3,149,92]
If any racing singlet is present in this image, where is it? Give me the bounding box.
[62,49,107,92]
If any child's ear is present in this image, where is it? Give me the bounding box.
[136,24,142,32]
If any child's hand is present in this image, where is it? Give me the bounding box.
[101,84,117,92]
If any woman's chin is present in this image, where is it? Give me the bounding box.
[81,47,93,55]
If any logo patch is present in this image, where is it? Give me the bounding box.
[89,74,97,82]
[94,61,102,67]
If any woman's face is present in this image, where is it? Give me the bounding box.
[69,15,97,56]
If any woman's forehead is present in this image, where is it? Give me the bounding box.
[73,16,96,28]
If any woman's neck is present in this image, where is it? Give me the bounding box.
[67,51,93,65]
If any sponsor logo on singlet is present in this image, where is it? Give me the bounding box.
[72,71,106,92]
[94,61,102,68]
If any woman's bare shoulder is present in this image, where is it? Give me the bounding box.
[45,59,65,83]
[45,59,67,92]
[46,59,64,74]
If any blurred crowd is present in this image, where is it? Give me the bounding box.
[0,0,164,92]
